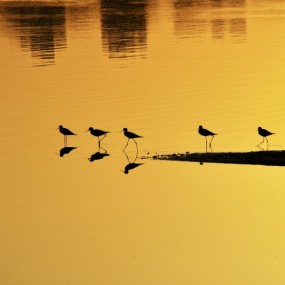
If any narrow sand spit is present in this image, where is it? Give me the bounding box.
[151,151,285,166]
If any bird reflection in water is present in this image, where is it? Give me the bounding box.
[123,150,143,174]
[88,147,109,162]
[57,146,77,157]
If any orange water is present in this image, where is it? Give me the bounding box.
[1,0,285,284]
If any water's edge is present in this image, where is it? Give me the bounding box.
[150,150,285,166]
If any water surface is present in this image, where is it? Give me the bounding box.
[1,0,285,284]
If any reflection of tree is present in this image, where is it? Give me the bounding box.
[100,0,148,59]
[0,2,67,66]
[174,0,246,41]
[229,18,246,42]
[211,19,225,40]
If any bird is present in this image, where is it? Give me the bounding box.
[122,128,143,150]
[257,127,274,147]
[198,125,217,148]
[86,127,109,145]
[57,125,77,146]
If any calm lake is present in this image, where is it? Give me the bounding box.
[1,0,285,284]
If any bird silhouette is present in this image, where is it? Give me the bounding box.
[88,151,109,162]
[124,162,143,174]
[58,146,77,157]
[198,125,217,151]
[257,127,274,148]
[57,125,77,146]
[122,128,143,151]
[86,127,109,146]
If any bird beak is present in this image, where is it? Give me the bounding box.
[55,127,59,130]
[85,130,89,133]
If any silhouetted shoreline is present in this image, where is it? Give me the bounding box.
[151,150,285,166]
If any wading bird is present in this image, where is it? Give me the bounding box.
[257,127,274,147]
[57,125,77,146]
[198,125,217,150]
[122,128,143,150]
[86,127,109,145]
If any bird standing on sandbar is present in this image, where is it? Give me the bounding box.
[198,125,217,149]
[86,127,109,146]
[57,125,77,146]
[257,127,274,147]
[122,128,143,150]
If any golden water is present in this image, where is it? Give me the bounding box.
[1,0,285,284]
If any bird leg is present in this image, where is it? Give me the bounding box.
[265,137,269,144]
[265,137,269,151]
[99,135,106,142]
[209,135,214,147]
[135,147,138,160]
[133,139,138,150]
[123,139,130,151]
[257,137,265,146]
[99,145,107,153]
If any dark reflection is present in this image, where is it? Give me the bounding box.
[123,151,143,174]
[88,147,110,162]
[58,146,77,157]
[211,0,246,8]
[229,18,246,41]
[0,2,67,66]
[211,19,225,40]
[100,0,148,59]
[174,0,246,42]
